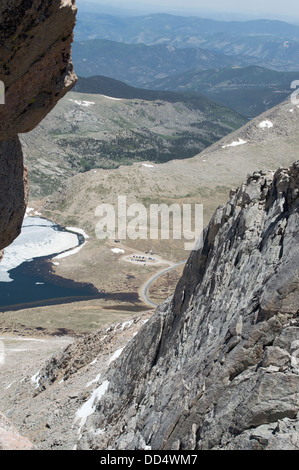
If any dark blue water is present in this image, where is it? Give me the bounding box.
[0,219,140,312]
[0,257,104,312]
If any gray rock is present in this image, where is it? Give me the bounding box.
[77,161,299,450]
[0,0,77,249]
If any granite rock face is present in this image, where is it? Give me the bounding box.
[77,161,299,450]
[0,0,77,250]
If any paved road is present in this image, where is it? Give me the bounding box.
[140,259,187,308]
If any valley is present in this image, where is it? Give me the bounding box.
[3,6,299,341]
[20,86,245,198]
[0,2,299,452]
[4,98,297,337]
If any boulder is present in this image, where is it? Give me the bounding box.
[0,0,77,250]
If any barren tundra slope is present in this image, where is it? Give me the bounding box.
[20,88,245,198]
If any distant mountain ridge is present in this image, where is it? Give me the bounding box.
[71,39,252,86]
[75,12,299,43]
[74,12,299,72]
[72,74,223,106]
[73,69,299,119]
[145,65,299,118]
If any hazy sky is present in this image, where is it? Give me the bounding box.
[77,0,299,22]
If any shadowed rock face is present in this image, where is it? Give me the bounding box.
[0,138,28,250]
[72,161,298,450]
[0,0,77,139]
[0,0,77,250]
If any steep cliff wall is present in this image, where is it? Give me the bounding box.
[0,0,77,250]
[71,161,298,450]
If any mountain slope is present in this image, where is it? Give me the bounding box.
[21,88,245,198]
[145,65,299,118]
[1,100,298,450]
[4,159,298,450]
[77,160,298,451]
[25,99,299,318]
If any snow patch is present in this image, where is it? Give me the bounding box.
[86,373,102,388]
[31,371,41,388]
[142,163,155,168]
[24,207,34,218]
[74,380,109,437]
[99,95,123,101]
[69,99,95,107]
[108,348,124,364]
[52,244,84,260]
[258,120,273,129]
[66,227,90,239]
[5,381,15,390]
[222,138,247,148]
[111,248,125,254]
[121,320,134,331]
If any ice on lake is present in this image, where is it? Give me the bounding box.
[0,217,80,283]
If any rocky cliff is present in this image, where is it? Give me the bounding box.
[71,160,297,450]
[6,160,297,451]
[0,0,77,250]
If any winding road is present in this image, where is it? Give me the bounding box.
[140,259,187,308]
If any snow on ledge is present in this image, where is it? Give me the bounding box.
[108,348,124,364]
[99,95,124,101]
[222,138,247,149]
[69,98,95,107]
